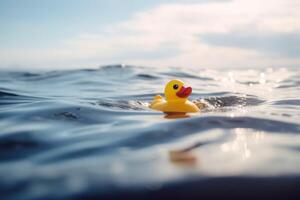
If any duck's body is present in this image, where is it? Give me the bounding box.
[150,96,199,113]
[149,80,200,113]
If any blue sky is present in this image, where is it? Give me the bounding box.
[0,0,299,69]
[0,0,163,49]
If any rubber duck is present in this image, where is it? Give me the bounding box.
[149,79,200,113]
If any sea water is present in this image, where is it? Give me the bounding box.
[0,65,299,199]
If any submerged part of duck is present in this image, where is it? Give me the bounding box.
[149,79,200,113]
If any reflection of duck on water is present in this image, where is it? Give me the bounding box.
[149,79,200,113]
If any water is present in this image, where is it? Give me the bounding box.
[0,65,300,199]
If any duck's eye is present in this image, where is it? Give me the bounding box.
[173,84,179,90]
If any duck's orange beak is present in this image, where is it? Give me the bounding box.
[176,86,192,98]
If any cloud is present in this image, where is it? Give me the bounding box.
[1,0,300,69]
[201,32,300,58]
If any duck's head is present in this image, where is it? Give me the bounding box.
[164,79,192,101]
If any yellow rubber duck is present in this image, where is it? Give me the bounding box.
[149,79,200,113]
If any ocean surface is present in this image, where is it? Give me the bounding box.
[0,65,300,200]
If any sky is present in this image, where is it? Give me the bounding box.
[0,0,299,69]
